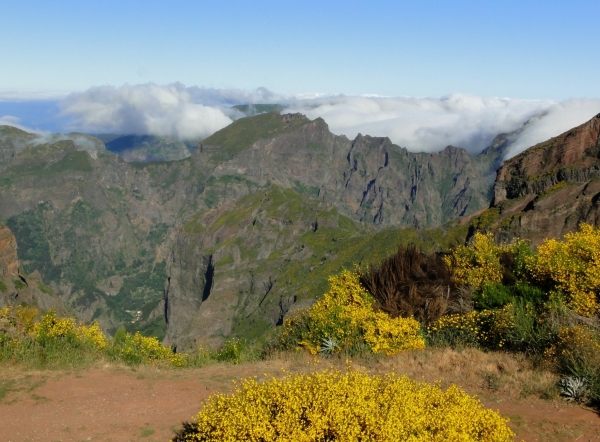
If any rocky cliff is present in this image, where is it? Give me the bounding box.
[470,113,600,244]
[0,221,66,312]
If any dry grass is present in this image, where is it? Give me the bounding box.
[261,347,559,401]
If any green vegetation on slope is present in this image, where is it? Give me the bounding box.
[201,111,310,159]
[6,149,93,177]
[6,200,168,332]
[179,186,471,342]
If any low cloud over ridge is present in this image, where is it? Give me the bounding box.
[57,83,600,158]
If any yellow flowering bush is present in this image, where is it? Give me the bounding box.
[280,270,425,355]
[34,310,77,339]
[0,305,38,343]
[75,322,109,350]
[28,310,108,351]
[175,370,515,441]
[215,337,245,364]
[1,308,187,367]
[445,233,533,291]
[445,232,504,288]
[428,305,515,349]
[116,331,187,367]
[526,223,600,316]
[546,325,600,375]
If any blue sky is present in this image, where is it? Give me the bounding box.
[1,1,599,156]
[2,0,599,98]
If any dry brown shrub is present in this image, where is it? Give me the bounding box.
[358,245,460,323]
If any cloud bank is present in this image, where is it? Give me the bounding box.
[60,83,238,140]
[55,83,600,158]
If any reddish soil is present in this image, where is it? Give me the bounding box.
[1,362,599,442]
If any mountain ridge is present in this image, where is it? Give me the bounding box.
[0,111,514,343]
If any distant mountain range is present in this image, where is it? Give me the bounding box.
[1,111,598,349]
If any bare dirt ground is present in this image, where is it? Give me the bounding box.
[1,349,599,442]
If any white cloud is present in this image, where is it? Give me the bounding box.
[0,115,24,128]
[503,99,600,159]
[0,115,50,135]
[282,94,561,154]
[60,83,237,140]
[56,83,600,157]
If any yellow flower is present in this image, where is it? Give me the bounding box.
[179,370,515,441]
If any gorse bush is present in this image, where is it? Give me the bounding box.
[1,307,110,368]
[447,224,600,316]
[215,337,246,364]
[34,310,108,350]
[546,324,600,378]
[279,270,425,355]
[110,329,187,367]
[444,233,532,290]
[435,224,600,409]
[358,245,456,323]
[0,307,186,368]
[526,223,600,316]
[0,306,261,368]
[173,370,515,442]
[0,305,37,342]
[427,305,515,350]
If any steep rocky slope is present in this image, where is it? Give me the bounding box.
[0,111,503,339]
[469,113,600,244]
[162,186,470,349]
[0,221,66,312]
[200,112,502,228]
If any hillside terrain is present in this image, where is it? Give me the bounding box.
[469,113,600,243]
[2,111,600,442]
[4,111,599,347]
[103,134,197,162]
[0,221,65,313]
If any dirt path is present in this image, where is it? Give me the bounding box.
[1,358,599,441]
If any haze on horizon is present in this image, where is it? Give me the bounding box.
[1,0,599,158]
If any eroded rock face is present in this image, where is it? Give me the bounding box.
[160,115,508,348]
[0,222,66,312]
[493,115,600,206]
[210,117,500,229]
[474,114,600,245]
[0,221,19,279]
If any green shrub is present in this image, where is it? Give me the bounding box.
[0,307,190,368]
[215,338,246,364]
[473,282,514,310]
[108,331,187,367]
[473,282,544,310]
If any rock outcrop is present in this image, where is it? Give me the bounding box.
[471,114,600,244]
[0,221,66,312]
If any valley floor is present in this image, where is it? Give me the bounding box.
[1,349,599,442]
